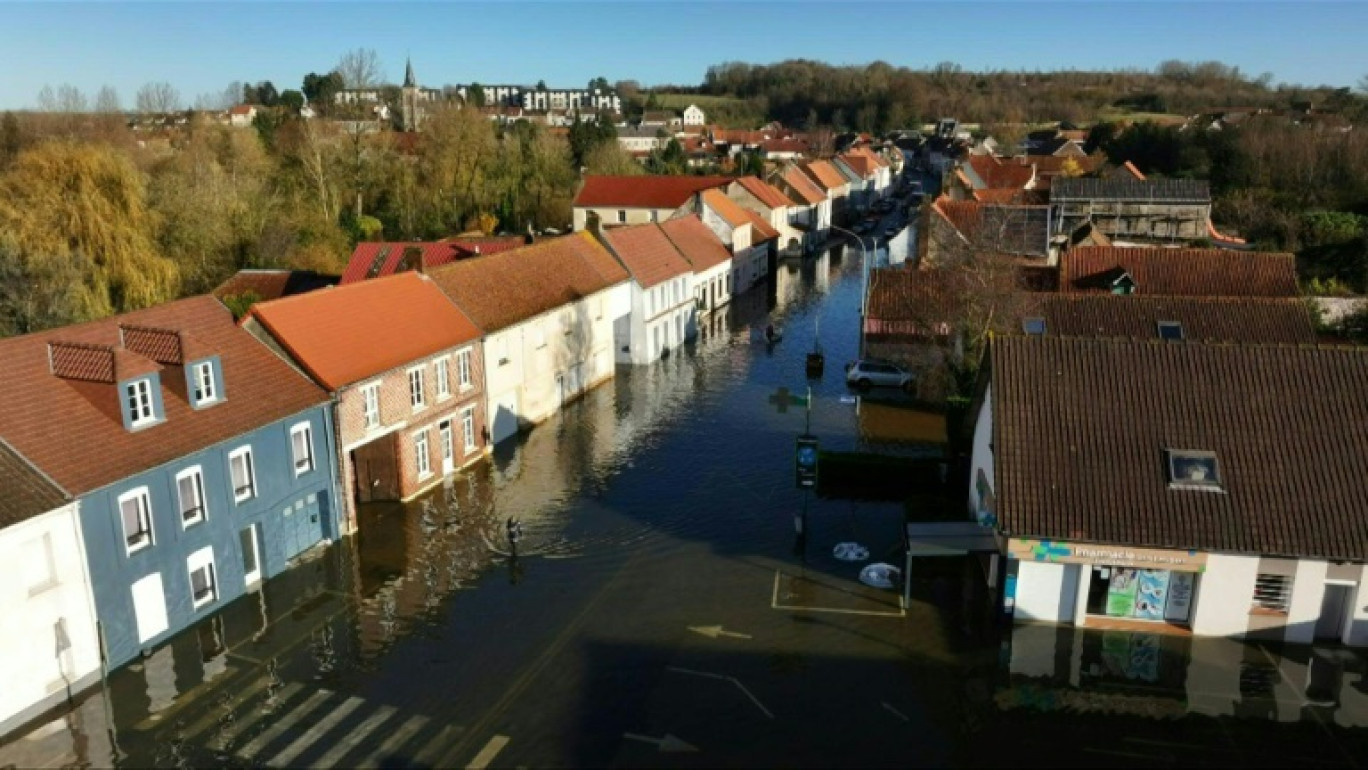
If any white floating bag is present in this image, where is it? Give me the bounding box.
[859,562,902,589]
[833,542,870,562]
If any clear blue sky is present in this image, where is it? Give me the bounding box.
[1,1,1364,110]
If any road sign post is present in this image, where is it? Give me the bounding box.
[796,434,818,489]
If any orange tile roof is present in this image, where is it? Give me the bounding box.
[735,176,792,210]
[966,155,1035,189]
[701,188,751,228]
[780,166,826,205]
[802,160,847,191]
[248,272,483,391]
[659,215,732,271]
[428,231,629,333]
[743,209,779,242]
[0,296,330,496]
[837,152,878,178]
[574,175,731,209]
[598,223,694,289]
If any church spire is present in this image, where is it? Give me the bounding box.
[403,57,416,88]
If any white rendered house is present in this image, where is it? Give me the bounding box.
[598,223,698,365]
[430,232,631,445]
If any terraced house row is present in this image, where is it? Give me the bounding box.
[0,218,765,736]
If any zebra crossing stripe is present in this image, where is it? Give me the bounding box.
[209,682,304,751]
[236,689,333,759]
[265,695,364,768]
[169,675,270,746]
[355,714,430,769]
[310,705,396,767]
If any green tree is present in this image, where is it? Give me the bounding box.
[280,90,305,113]
[466,83,487,108]
[302,71,345,111]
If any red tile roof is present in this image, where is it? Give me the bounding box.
[0,296,330,496]
[598,222,694,289]
[701,188,751,228]
[1036,295,1317,343]
[801,160,847,191]
[573,175,731,209]
[212,269,338,302]
[341,238,526,285]
[743,208,779,242]
[428,231,630,333]
[1061,247,1300,297]
[659,215,732,271]
[734,176,792,210]
[762,138,809,155]
[989,336,1368,560]
[779,166,826,205]
[248,272,483,391]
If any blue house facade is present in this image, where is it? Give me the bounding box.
[79,405,340,667]
[0,297,341,673]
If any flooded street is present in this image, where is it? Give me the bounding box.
[5,246,1368,768]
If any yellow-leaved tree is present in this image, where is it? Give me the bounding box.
[0,141,179,325]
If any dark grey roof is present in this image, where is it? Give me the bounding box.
[1050,177,1210,204]
[989,337,1368,561]
[0,438,69,529]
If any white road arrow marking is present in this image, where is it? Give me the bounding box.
[623,732,698,753]
[667,666,775,719]
[688,625,753,640]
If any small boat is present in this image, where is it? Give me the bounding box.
[806,318,825,377]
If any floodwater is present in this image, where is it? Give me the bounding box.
[3,243,1367,768]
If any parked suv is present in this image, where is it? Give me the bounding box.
[845,359,913,391]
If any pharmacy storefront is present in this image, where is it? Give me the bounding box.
[1005,539,1206,628]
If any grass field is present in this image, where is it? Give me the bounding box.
[652,93,766,127]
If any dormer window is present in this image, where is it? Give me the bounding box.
[126,378,155,427]
[192,360,218,404]
[1167,449,1222,491]
[1157,321,1184,341]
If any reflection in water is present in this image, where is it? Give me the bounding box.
[1003,624,1368,728]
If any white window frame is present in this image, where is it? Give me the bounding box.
[228,446,256,503]
[457,348,473,391]
[414,428,432,480]
[616,209,626,223]
[175,466,208,528]
[435,356,452,400]
[193,361,218,405]
[408,366,427,412]
[119,486,154,554]
[461,406,476,451]
[187,546,218,610]
[126,378,155,427]
[290,422,315,475]
[361,382,381,430]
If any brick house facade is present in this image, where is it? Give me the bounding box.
[335,343,487,531]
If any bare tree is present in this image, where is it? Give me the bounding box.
[136,81,181,114]
[35,85,57,112]
[336,48,384,89]
[56,85,88,113]
[95,85,121,114]
[222,81,245,109]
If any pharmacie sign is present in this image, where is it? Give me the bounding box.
[1008,538,1206,572]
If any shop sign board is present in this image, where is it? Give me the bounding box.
[1007,538,1206,572]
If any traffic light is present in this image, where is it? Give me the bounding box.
[796,434,818,489]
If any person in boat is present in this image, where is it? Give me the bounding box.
[765,324,776,342]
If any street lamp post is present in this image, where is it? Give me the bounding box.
[830,224,877,358]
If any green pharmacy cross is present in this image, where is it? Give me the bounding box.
[768,386,809,414]
[1030,541,1071,562]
